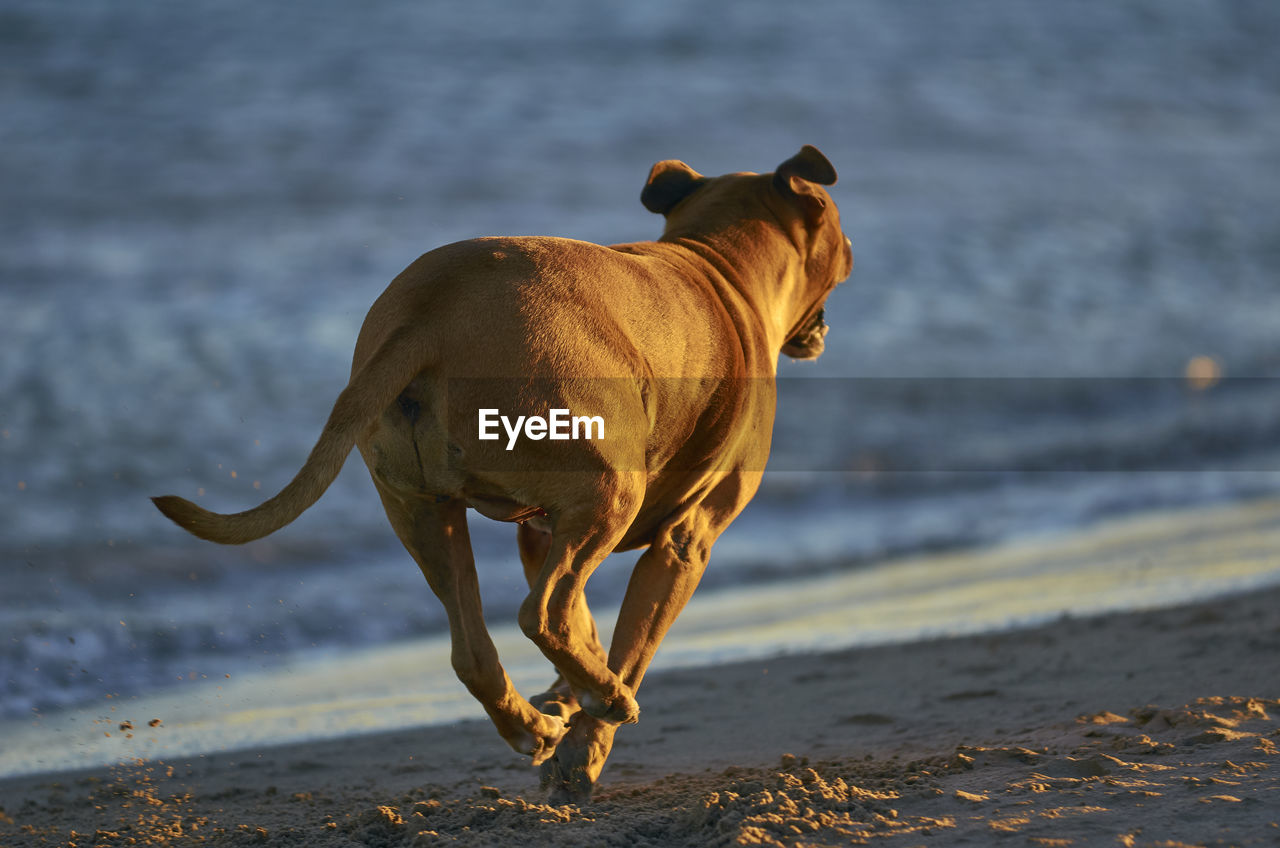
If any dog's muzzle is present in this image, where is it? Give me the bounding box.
[781,307,828,360]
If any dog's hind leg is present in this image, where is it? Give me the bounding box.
[374,485,568,764]
[516,521,608,722]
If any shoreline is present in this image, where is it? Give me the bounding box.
[3,578,1278,845]
[5,497,1280,784]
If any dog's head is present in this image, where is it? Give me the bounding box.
[641,145,852,361]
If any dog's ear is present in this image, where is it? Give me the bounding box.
[773,145,838,224]
[775,145,837,186]
[642,159,704,215]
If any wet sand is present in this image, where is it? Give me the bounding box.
[3,568,1278,845]
[7,498,1280,787]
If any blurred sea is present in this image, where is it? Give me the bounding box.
[3,1,1280,726]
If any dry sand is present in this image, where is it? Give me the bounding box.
[2,579,1278,847]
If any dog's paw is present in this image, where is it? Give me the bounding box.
[512,714,568,767]
[540,739,596,805]
[578,689,640,724]
[530,686,580,722]
[545,768,594,805]
[539,715,617,804]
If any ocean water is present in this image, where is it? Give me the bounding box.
[3,1,1280,726]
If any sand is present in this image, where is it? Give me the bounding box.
[2,574,1278,847]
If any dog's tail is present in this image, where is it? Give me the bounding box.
[152,326,428,545]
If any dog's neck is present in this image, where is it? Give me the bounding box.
[656,217,813,363]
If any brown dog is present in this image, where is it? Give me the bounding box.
[153,145,852,801]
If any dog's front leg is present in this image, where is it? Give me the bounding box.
[517,481,645,726]
[373,486,568,764]
[540,491,732,803]
[540,713,618,804]
[517,521,608,721]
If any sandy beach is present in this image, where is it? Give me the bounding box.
[3,523,1277,847]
